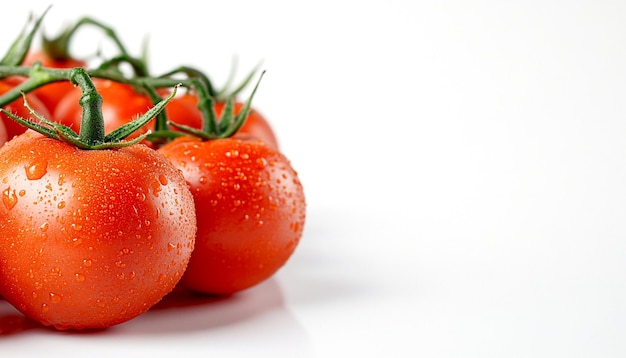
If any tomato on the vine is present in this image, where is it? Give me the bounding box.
[21,50,87,113]
[0,130,197,330]
[0,79,52,140]
[158,136,305,295]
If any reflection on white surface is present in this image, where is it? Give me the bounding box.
[0,278,311,357]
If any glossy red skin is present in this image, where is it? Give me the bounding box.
[158,136,305,295]
[0,131,197,330]
[22,51,87,113]
[0,80,52,140]
[176,94,279,150]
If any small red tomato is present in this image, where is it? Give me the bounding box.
[176,94,279,149]
[0,131,197,330]
[22,50,87,113]
[158,136,305,295]
[54,79,155,140]
[0,80,52,140]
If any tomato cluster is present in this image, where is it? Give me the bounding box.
[0,9,305,330]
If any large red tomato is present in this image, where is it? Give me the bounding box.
[0,130,197,330]
[158,136,305,295]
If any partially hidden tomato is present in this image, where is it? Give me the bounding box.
[22,50,87,114]
[53,81,206,145]
[158,136,305,295]
[174,93,280,150]
[0,79,52,140]
[0,119,7,147]
[0,130,197,330]
[54,79,155,142]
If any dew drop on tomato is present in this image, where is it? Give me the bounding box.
[49,292,62,303]
[25,159,48,180]
[2,187,17,210]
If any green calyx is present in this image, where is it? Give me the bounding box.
[149,70,266,143]
[0,67,179,150]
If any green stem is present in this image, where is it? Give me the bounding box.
[0,64,71,105]
[43,16,134,64]
[69,68,105,145]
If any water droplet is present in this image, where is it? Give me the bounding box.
[49,292,62,303]
[151,180,162,197]
[75,273,85,282]
[225,150,239,158]
[2,187,17,210]
[167,243,176,252]
[25,160,48,180]
[18,190,25,197]
[83,259,93,267]
[41,303,49,312]
[199,176,207,184]
[256,157,268,168]
[136,192,146,202]
[57,201,66,209]
[158,174,168,186]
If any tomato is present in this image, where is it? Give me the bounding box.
[22,51,87,113]
[54,81,204,145]
[175,93,279,149]
[0,130,197,330]
[54,79,155,142]
[158,136,305,295]
[0,80,52,140]
[0,119,7,147]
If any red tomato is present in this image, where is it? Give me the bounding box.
[0,119,7,147]
[0,80,52,140]
[0,131,197,330]
[176,94,279,149]
[54,81,202,145]
[54,79,155,141]
[22,51,87,113]
[158,136,305,295]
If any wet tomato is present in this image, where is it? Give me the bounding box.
[0,130,197,330]
[158,136,305,295]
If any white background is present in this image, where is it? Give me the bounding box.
[1,1,626,357]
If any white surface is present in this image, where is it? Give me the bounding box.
[1,0,626,357]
